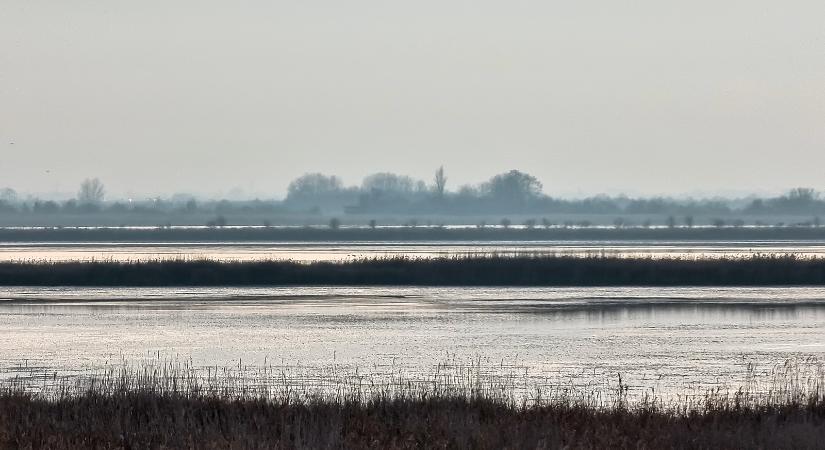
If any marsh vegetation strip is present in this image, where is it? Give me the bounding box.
[3,226,825,243]
[3,286,825,400]
[5,370,825,449]
[4,255,825,286]
[4,355,825,449]
[5,240,825,262]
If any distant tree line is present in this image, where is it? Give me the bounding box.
[283,169,825,217]
[2,171,825,219]
[0,178,286,218]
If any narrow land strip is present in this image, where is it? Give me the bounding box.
[2,255,824,286]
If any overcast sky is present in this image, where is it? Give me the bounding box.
[1,0,823,199]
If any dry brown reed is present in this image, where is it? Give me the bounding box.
[2,357,825,448]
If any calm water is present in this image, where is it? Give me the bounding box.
[2,240,825,261]
[2,286,825,398]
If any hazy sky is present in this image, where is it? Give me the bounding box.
[1,0,823,199]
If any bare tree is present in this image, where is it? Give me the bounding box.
[483,170,542,206]
[287,173,343,199]
[78,178,105,206]
[362,173,415,195]
[433,166,447,199]
[0,188,17,203]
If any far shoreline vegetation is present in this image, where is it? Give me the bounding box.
[3,255,825,287]
[2,170,825,229]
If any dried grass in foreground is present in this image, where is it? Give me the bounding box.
[2,359,825,449]
[3,392,825,449]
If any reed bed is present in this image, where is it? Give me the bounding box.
[2,357,825,448]
[2,253,825,286]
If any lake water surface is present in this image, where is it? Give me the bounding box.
[2,286,824,399]
[3,240,825,261]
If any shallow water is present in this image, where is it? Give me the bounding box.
[2,240,825,262]
[2,286,825,398]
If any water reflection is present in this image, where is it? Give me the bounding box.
[1,286,825,398]
[3,240,825,262]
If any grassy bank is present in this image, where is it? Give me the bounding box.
[2,360,824,449]
[2,254,825,286]
[2,225,825,242]
[3,392,824,449]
